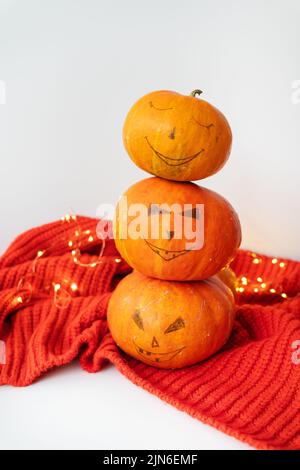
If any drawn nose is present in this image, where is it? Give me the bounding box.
[168,127,176,140]
[167,230,175,240]
[151,336,159,348]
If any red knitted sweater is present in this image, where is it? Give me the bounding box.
[1,217,300,450]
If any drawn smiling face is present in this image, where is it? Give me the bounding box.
[144,136,205,167]
[143,204,201,261]
[132,310,186,364]
[107,271,236,369]
[123,89,232,181]
[114,177,241,281]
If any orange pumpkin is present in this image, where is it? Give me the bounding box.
[215,266,238,299]
[123,89,232,181]
[114,177,241,281]
[108,271,236,369]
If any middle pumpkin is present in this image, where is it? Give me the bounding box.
[114,177,241,281]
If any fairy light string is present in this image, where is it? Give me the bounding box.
[61,213,107,268]
[235,251,288,299]
[13,214,121,309]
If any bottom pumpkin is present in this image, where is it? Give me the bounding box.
[108,270,236,369]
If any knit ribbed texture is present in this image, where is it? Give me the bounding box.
[1,218,300,450]
[0,217,131,385]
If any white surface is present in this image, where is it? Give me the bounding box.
[0,0,299,450]
[0,361,251,450]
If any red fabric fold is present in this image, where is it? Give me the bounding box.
[1,217,300,450]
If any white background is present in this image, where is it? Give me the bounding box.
[0,0,299,450]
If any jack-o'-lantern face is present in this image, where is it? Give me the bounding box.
[132,310,186,364]
[123,90,232,181]
[114,177,241,281]
[108,271,236,369]
[143,202,202,262]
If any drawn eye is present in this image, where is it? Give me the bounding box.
[148,204,170,216]
[132,310,144,330]
[149,101,173,111]
[164,317,185,334]
[181,208,200,219]
[192,117,214,130]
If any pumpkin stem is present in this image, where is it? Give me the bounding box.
[190,89,203,98]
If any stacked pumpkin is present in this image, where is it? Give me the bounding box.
[108,89,241,369]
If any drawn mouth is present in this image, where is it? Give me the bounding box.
[133,340,185,363]
[145,136,204,167]
[144,239,190,261]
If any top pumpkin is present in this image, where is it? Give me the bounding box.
[123,89,232,181]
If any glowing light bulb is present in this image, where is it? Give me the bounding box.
[257,277,263,283]
[272,258,278,264]
[279,262,285,268]
[70,282,78,291]
[281,293,287,299]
